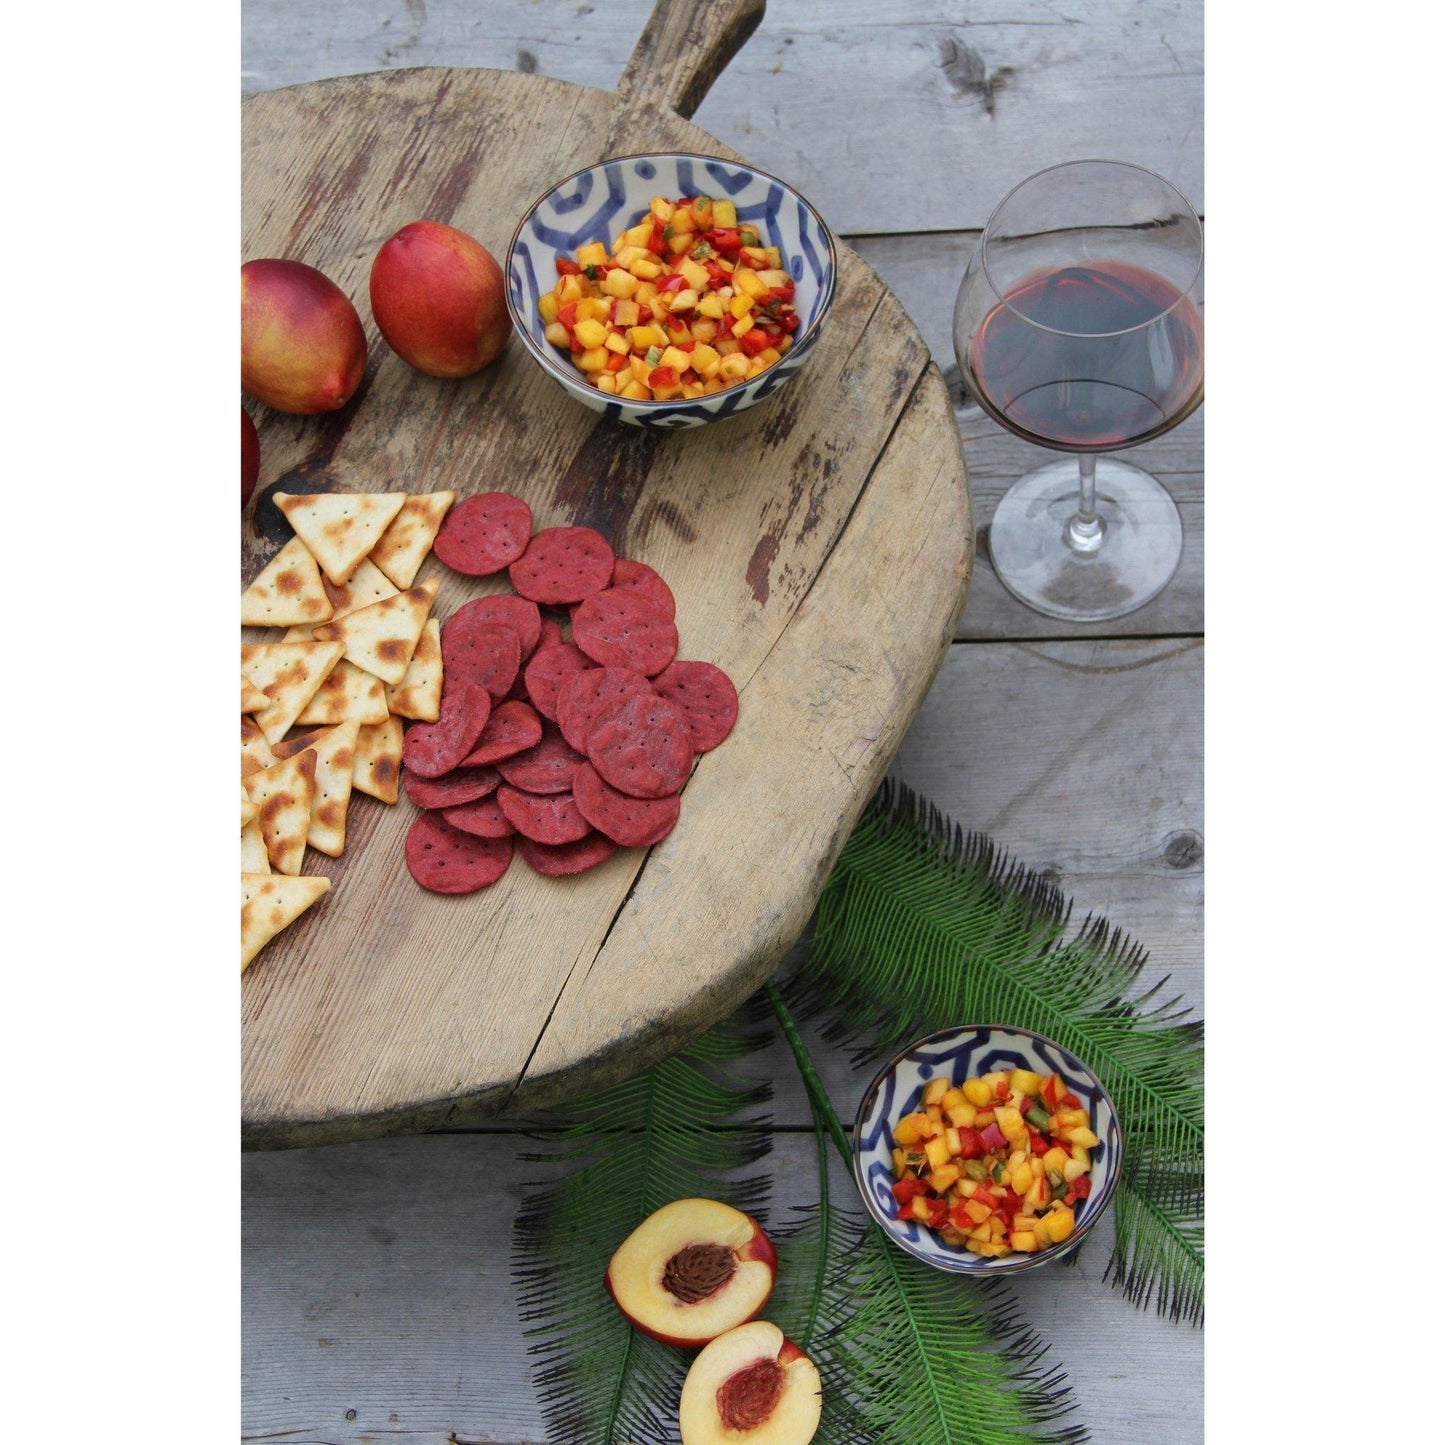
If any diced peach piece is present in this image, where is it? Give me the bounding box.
[923,1078,950,1108]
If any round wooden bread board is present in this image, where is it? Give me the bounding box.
[241,0,973,1148]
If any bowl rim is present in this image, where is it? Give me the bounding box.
[850,1021,1125,1275]
[504,149,839,410]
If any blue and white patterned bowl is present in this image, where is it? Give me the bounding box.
[505,152,838,428]
[852,1024,1124,1275]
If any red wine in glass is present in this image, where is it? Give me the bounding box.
[966,261,1204,452]
[953,161,1204,623]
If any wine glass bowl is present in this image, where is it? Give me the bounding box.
[953,161,1203,622]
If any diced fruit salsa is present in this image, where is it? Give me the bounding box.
[540,195,799,402]
[889,1068,1099,1258]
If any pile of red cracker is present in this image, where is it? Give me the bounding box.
[402,492,738,893]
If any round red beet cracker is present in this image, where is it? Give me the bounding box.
[403,764,501,810]
[572,589,679,677]
[406,812,514,894]
[441,615,522,703]
[432,492,533,576]
[572,762,681,848]
[524,642,598,723]
[517,831,619,877]
[555,666,654,754]
[449,594,542,659]
[509,526,615,606]
[460,699,543,767]
[402,682,492,779]
[441,794,514,839]
[496,786,592,845]
[586,692,694,799]
[650,660,739,752]
[610,558,676,621]
[496,723,585,795]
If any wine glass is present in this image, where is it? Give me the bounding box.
[953,161,1203,622]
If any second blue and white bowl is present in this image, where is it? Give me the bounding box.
[853,1023,1124,1275]
[505,151,838,428]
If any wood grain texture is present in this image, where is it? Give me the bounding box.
[243,1129,1203,1445]
[241,0,1205,235]
[240,66,972,1146]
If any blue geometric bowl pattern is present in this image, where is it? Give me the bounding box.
[852,1024,1124,1276]
[506,152,838,428]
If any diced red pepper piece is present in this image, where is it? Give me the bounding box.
[680,368,699,385]
[1059,1092,1082,1109]
[739,328,771,358]
[1030,1132,1050,1156]
[648,365,679,389]
[779,312,800,333]
[604,352,628,373]
[948,1199,974,1232]
[705,260,731,287]
[922,1197,948,1230]
[995,1080,1011,1101]
[892,1177,927,1205]
[1041,1076,1059,1111]
[555,258,582,276]
[658,273,687,293]
[556,302,578,330]
[646,220,667,255]
[635,304,654,324]
[708,227,742,256]
[956,1127,986,1160]
[662,312,691,334]
[671,338,696,352]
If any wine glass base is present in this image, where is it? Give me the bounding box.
[987,458,1184,623]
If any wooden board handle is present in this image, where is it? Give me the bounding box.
[616,0,766,123]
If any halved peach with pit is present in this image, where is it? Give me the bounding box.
[605,1197,777,1347]
[679,1319,822,1445]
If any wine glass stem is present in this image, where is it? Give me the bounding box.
[1067,453,1105,554]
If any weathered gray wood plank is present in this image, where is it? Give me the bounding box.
[243,1131,1203,1445]
[240,0,1204,235]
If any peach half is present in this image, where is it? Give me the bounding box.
[679,1320,822,1445]
[605,1198,777,1347]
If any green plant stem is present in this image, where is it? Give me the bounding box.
[766,980,853,1162]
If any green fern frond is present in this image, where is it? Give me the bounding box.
[797,781,1205,1326]
[512,1016,774,1445]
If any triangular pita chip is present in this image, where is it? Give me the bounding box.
[312,578,438,686]
[242,674,270,714]
[353,716,403,804]
[272,720,359,857]
[242,785,260,830]
[282,559,400,640]
[243,749,317,876]
[241,640,345,744]
[273,491,406,587]
[242,873,329,972]
[239,536,334,627]
[295,657,389,727]
[240,817,271,874]
[385,618,442,721]
[241,716,278,779]
[369,491,455,589]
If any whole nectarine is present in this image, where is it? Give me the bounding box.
[241,258,367,414]
[242,407,260,506]
[369,220,511,378]
[605,1198,777,1348]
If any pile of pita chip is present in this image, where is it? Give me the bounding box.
[240,489,454,971]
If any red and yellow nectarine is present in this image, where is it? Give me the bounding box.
[242,407,260,506]
[369,220,511,378]
[241,258,367,414]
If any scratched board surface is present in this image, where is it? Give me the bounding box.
[240,52,972,1147]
